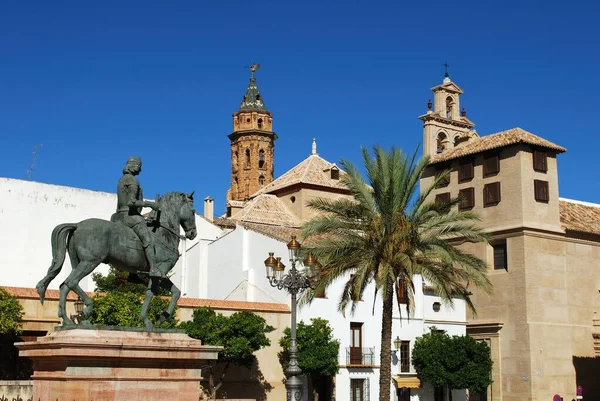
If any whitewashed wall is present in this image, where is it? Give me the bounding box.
[0,178,116,291]
[0,177,222,295]
[170,215,223,298]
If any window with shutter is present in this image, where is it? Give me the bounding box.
[400,341,411,373]
[533,149,548,173]
[534,180,549,202]
[483,153,500,177]
[435,192,451,213]
[458,159,474,183]
[435,165,450,188]
[458,187,475,210]
[493,242,507,270]
[483,182,501,207]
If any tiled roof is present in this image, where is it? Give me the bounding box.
[251,154,349,197]
[230,194,301,227]
[213,217,237,229]
[239,221,302,243]
[559,199,600,236]
[430,127,566,164]
[227,200,245,208]
[1,286,290,314]
[238,72,267,112]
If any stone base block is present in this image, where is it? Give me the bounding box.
[16,328,221,401]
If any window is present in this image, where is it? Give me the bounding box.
[398,388,411,401]
[435,192,451,214]
[350,379,370,401]
[245,149,251,169]
[483,182,501,207]
[258,149,265,169]
[483,153,500,177]
[493,242,507,270]
[534,180,549,203]
[396,283,408,304]
[458,187,475,210]
[435,166,450,188]
[435,192,451,205]
[437,133,448,153]
[445,96,454,119]
[257,118,263,129]
[533,149,547,172]
[258,175,265,186]
[434,386,446,401]
[400,340,410,373]
[458,159,474,183]
[350,323,363,365]
[331,167,340,180]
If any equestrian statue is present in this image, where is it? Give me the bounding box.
[35,156,198,329]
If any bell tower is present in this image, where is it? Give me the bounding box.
[419,66,477,158]
[227,64,277,201]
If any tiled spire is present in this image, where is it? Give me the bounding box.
[239,64,267,112]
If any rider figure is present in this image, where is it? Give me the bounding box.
[114,156,164,279]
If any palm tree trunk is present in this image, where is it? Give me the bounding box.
[378,290,394,401]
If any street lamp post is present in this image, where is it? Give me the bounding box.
[264,235,321,401]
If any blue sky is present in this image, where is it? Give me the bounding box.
[1,1,599,215]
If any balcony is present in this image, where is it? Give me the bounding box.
[346,347,376,366]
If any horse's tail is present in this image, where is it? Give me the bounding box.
[36,223,77,304]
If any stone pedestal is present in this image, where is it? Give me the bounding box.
[16,328,221,401]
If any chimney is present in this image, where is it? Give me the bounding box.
[204,196,214,222]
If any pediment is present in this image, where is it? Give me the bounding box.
[431,82,464,94]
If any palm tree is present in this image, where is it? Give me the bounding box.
[300,146,492,401]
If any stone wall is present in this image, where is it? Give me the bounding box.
[0,380,33,400]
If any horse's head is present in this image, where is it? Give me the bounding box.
[179,191,197,240]
[158,191,197,240]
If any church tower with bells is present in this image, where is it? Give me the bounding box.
[227,64,277,201]
[418,63,478,158]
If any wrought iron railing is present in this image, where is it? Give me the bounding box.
[346,346,376,365]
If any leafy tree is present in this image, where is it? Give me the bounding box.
[0,287,32,380]
[301,146,492,401]
[181,307,275,399]
[89,266,177,328]
[89,291,177,328]
[0,287,24,335]
[412,329,493,401]
[279,318,340,401]
[92,265,170,295]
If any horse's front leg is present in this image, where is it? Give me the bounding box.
[157,276,181,326]
[140,278,159,330]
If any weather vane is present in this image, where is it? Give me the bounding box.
[245,63,260,79]
[443,61,450,78]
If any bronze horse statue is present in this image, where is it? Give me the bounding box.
[35,191,197,329]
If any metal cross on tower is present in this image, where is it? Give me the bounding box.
[443,61,450,78]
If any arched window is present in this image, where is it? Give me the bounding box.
[259,175,265,186]
[437,132,448,153]
[245,149,251,169]
[258,149,265,169]
[233,177,239,197]
[258,118,263,129]
[446,96,454,119]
